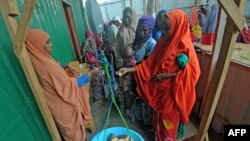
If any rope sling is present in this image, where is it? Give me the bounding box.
[94,50,132,141]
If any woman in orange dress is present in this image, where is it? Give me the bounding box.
[119,9,201,141]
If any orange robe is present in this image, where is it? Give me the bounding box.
[25,29,91,141]
[134,10,201,140]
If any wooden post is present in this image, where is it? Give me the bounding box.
[0,0,61,140]
[191,0,246,141]
[155,0,160,14]
[130,0,133,7]
[146,0,155,16]
[143,0,147,15]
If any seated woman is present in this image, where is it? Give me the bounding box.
[25,29,98,141]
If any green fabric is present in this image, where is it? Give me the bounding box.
[0,0,88,140]
[177,122,185,139]
[176,53,189,69]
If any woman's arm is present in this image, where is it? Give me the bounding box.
[119,67,136,76]
[154,72,177,81]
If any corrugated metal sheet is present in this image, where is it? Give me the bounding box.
[0,0,87,140]
[211,62,250,133]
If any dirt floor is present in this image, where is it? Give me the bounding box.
[85,97,223,141]
[85,98,155,141]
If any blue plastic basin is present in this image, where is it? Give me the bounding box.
[91,127,144,141]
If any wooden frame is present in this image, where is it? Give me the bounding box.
[62,0,82,62]
[0,0,61,140]
[185,0,246,140]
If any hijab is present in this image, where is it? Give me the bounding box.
[202,4,219,33]
[133,15,156,48]
[25,29,90,141]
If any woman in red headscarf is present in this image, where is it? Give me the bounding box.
[119,9,201,141]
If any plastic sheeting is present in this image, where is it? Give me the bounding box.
[0,0,87,140]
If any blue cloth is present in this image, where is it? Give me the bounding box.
[176,53,189,69]
[152,8,170,41]
[76,74,90,87]
[60,64,65,68]
[134,38,156,62]
[177,122,185,139]
[133,16,156,47]
[202,4,219,33]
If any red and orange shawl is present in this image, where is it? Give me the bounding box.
[134,9,201,124]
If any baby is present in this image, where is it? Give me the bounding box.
[123,44,136,67]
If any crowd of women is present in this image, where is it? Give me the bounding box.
[25,5,204,141]
[81,7,201,141]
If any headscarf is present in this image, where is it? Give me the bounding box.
[82,29,98,64]
[202,4,219,33]
[115,7,137,68]
[25,29,91,141]
[190,7,198,27]
[133,15,155,47]
[134,9,201,124]
[152,8,170,41]
[240,27,250,44]
[85,28,101,48]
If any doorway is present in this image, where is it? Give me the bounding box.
[62,1,81,61]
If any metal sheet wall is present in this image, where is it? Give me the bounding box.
[0,0,87,140]
[212,62,250,133]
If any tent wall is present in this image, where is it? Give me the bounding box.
[0,0,87,140]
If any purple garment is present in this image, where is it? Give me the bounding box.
[133,16,156,47]
[202,4,219,33]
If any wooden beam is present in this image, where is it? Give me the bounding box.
[193,0,245,141]
[155,0,160,14]
[218,0,246,31]
[198,8,226,119]
[0,0,19,40]
[0,0,61,140]
[13,0,36,56]
[130,0,133,7]
[0,0,20,16]
[147,0,155,16]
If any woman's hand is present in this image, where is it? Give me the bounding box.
[118,67,136,76]
[64,64,78,74]
[118,68,129,76]
[88,68,99,77]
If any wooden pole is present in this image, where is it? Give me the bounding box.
[130,0,133,7]
[0,0,61,140]
[192,0,246,140]
[146,0,155,16]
